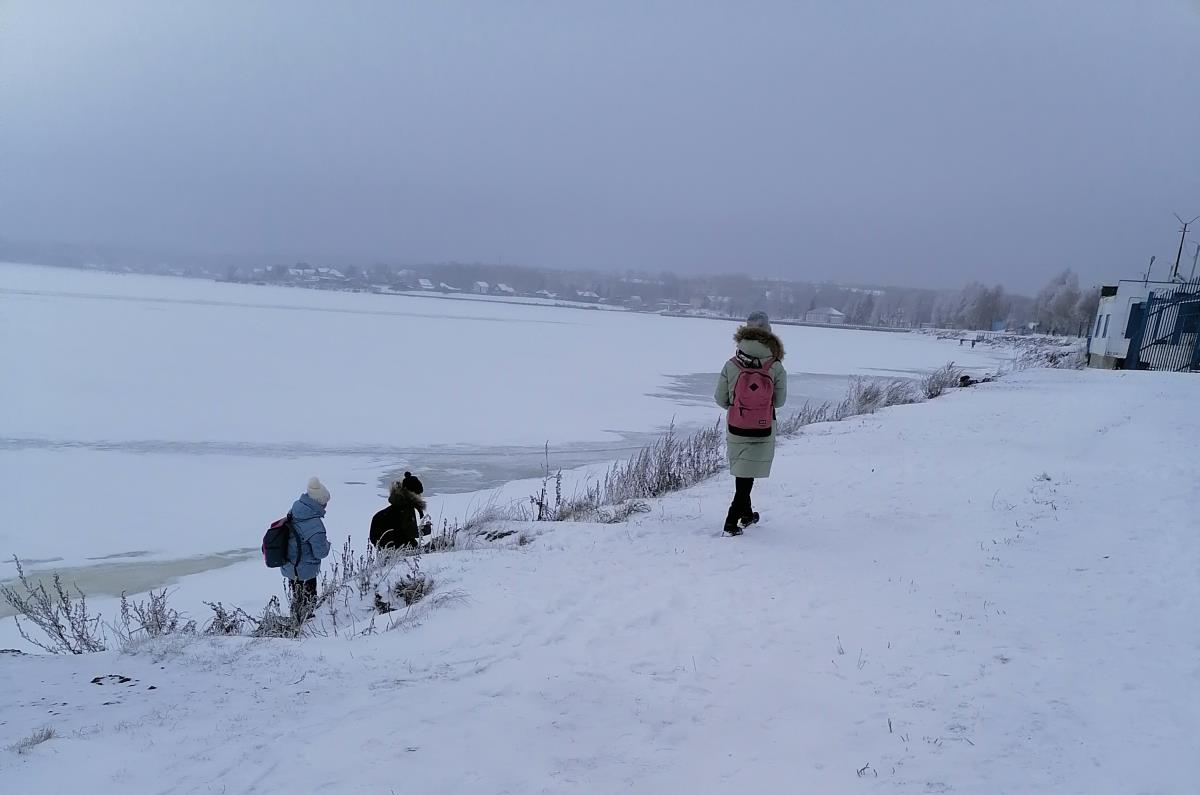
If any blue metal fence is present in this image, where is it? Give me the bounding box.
[1125,279,1200,371]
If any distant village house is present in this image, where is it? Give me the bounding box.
[805,306,846,325]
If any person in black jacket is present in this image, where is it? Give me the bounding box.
[369,472,429,551]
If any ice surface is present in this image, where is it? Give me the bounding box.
[1,263,1003,448]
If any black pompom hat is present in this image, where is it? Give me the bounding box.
[401,471,424,495]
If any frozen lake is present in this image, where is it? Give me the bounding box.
[1,263,1006,610]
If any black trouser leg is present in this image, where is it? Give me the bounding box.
[736,477,755,517]
[290,577,317,623]
[726,477,755,524]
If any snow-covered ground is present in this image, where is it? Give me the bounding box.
[2,369,1195,793]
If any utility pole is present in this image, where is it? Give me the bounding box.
[1191,242,1200,282]
[1171,213,1200,281]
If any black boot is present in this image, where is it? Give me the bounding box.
[724,502,743,535]
[729,478,756,532]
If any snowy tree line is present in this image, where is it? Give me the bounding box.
[747,269,1099,333]
[12,238,1101,333]
[383,265,1099,333]
[917,271,1099,334]
[925,270,1101,335]
[851,270,1096,333]
[1029,270,1103,336]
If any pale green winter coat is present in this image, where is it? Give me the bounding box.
[714,326,788,478]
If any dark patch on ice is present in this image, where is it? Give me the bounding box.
[0,437,435,457]
[86,550,152,561]
[1,435,669,479]
[648,373,720,407]
[859,366,931,378]
[3,556,63,567]
[377,430,665,495]
[0,548,259,620]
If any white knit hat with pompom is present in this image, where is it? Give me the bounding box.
[306,476,331,505]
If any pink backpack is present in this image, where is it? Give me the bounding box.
[728,357,775,434]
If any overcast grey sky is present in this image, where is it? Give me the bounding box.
[2,1,1198,292]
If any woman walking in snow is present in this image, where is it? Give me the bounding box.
[282,476,333,621]
[714,312,787,535]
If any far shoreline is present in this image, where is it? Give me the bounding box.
[1,260,918,333]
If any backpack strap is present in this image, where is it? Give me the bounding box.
[733,352,774,371]
[285,512,300,572]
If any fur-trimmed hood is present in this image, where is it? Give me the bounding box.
[388,484,426,513]
[734,325,785,362]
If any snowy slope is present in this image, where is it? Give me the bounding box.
[2,369,1197,794]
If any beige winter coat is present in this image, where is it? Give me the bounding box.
[714,326,788,478]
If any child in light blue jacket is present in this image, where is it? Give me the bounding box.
[281,477,332,619]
